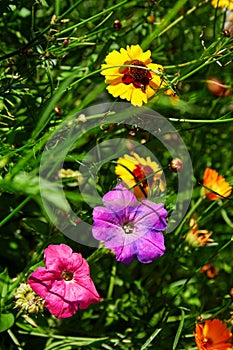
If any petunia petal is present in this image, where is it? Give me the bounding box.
[44,291,79,318]
[92,214,125,241]
[134,231,165,263]
[28,244,100,318]
[113,235,137,264]
[136,200,168,231]
[102,184,138,209]
[27,267,54,298]
[44,244,73,270]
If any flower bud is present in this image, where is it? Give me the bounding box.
[169,158,183,172]
[114,20,121,30]
[147,14,155,24]
[62,39,70,46]
[206,77,231,97]
[54,106,62,115]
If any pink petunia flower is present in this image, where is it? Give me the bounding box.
[28,244,100,318]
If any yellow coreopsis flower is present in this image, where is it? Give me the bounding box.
[115,152,165,199]
[212,0,233,10]
[101,44,175,107]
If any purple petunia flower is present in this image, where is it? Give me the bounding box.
[92,184,168,264]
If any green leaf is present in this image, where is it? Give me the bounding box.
[0,268,11,300]
[40,0,49,7]
[172,308,185,350]
[0,313,15,332]
[140,328,162,350]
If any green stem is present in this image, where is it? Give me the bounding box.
[7,330,24,350]
[174,196,204,237]
[107,261,117,300]
[55,0,128,37]
[0,196,31,228]
[158,0,210,38]
[86,245,108,263]
[142,0,210,48]
[168,117,233,124]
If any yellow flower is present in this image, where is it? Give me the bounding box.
[194,319,232,350]
[212,0,233,10]
[203,168,232,201]
[101,44,175,107]
[185,217,214,247]
[115,152,165,199]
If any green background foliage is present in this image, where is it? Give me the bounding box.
[0,0,232,349]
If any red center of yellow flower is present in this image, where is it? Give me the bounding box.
[122,59,152,91]
[62,270,74,281]
[133,164,153,189]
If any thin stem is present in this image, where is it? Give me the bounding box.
[168,117,233,124]
[55,0,128,37]
[174,196,204,237]
[86,244,108,263]
[158,0,210,38]
[0,196,31,228]
[107,261,117,300]
[7,329,24,350]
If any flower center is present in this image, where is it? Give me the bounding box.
[133,164,153,189]
[122,59,152,91]
[129,60,148,80]
[202,337,213,349]
[62,270,74,281]
[123,221,135,234]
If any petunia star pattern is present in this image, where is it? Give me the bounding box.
[92,184,168,264]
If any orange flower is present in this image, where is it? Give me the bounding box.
[185,217,214,247]
[200,264,218,279]
[203,168,232,201]
[115,152,165,199]
[194,319,232,350]
[101,45,175,106]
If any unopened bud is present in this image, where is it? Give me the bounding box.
[54,106,62,115]
[62,39,70,46]
[114,20,121,30]
[206,77,231,97]
[147,14,155,24]
[169,158,183,172]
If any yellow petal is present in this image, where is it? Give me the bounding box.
[105,76,122,85]
[148,63,164,74]
[107,83,130,98]
[126,45,152,64]
[101,64,122,77]
[146,84,156,99]
[105,50,127,65]
[131,88,147,106]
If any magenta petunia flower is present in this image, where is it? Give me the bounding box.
[28,244,100,318]
[92,184,167,264]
